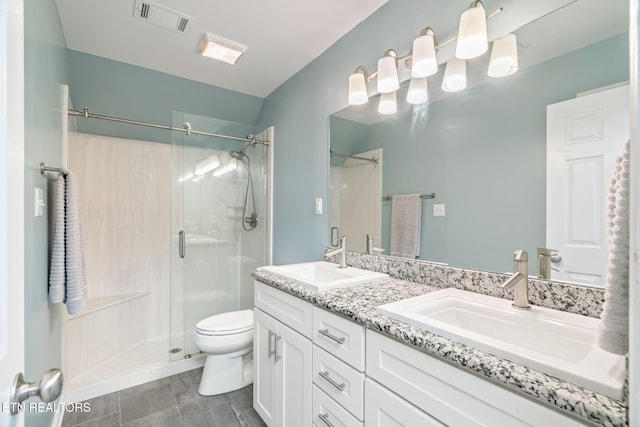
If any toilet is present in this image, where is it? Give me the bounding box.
[193,309,254,396]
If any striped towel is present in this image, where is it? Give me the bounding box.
[48,172,87,314]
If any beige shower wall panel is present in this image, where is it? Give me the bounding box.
[68,132,171,339]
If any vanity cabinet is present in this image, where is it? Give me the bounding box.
[254,281,591,427]
[366,330,586,427]
[253,282,313,427]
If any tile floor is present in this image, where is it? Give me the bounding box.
[61,368,266,427]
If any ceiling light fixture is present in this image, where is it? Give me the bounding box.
[199,33,247,65]
[455,1,488,60]
[488,33,519,78]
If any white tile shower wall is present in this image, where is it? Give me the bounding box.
[67,133,171,369]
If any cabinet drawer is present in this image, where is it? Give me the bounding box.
[365,379,444,427]
[312,307,364,370]
[254,280,313,338]
[312,385,362,427]
[366,331,586,427]
[313,345,364,420]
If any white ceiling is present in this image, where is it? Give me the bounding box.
[55,0,389,98]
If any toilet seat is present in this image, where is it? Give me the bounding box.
[196,309,253,336]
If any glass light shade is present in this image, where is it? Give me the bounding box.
[377,56,400,93]
[441,58,467,92]
[455,3,488,59]
[378,91,397,115]
[194,154,221,176]
[348,72,368,105]
[200,33,247,64]
[412,34,438,78]
[406,77,429,105]
[213,160,237,177]
[488,34,519,78]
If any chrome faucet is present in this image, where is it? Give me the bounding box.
[536,247,560,280]
[366,234,373,254]
[326,235,347,268]
[500,250,530,309]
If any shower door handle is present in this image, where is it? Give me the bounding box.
[178,230,185,259]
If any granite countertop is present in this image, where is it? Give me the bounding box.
[252,271,627,427]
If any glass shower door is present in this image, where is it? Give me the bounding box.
[170,112,268,360]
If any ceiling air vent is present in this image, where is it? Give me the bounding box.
[133,0,193,33]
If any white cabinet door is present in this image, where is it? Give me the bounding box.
[254,307,312,427]
[254,308,279,426]
[546,85,629,286]
[279,320,312,427]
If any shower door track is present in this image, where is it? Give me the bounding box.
[68,107,269,145]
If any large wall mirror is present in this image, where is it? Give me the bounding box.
[329,0,629,287]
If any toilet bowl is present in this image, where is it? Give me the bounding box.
[193,309,254,396]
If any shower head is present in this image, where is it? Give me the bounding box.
[229,150,246,160]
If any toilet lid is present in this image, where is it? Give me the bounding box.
[196,309,253,335]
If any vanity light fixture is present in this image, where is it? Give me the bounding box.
[455,1,488,60]
[346,3,507,112]
[377,50,400,93]
[213,159,238,177]
[406,77,429,105]
[348,66,369,105]
[199,32,247,65]
[194,154,221,176]
[378,91,398,115]
[411,28,438,78]
[488,33,519,78]
[441,58,467,92]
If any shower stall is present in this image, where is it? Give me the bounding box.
[63,109,271,400]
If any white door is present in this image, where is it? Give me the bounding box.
[0,0,25,425]
[547,85,629,285]
[279,322,312,427]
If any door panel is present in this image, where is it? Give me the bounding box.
[0,0,25,425]
[546,85,629,285]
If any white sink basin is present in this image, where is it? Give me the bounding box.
[258,261,388,291]
[376,288,625,399]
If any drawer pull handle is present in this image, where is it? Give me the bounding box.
[319,328,345,344]
[268,330,276,359]
[319,371,345,391]
[318,413,335,427]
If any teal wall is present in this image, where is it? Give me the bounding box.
[351,34,628,272]
[66,50,264,144]
[257,0,629,266]
[24,0,67,425]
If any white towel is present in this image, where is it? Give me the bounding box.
[48,172,88,314]
[390,194,422,258]
[597,141,629,355]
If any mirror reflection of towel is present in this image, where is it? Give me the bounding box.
[390,194,422,258]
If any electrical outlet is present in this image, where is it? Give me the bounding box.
[433,204,445,217]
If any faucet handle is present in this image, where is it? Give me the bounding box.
[513,250,528,261]
[537,247,558,256]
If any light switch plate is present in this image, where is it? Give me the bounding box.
[34,187,44,217]
[315,198,323,215]
[433,204,445,217]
